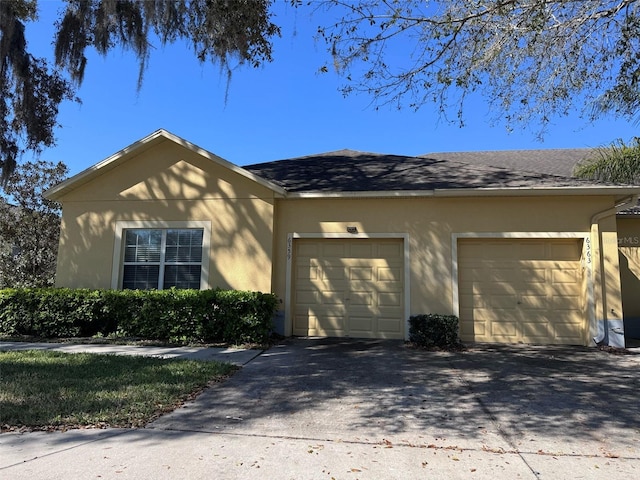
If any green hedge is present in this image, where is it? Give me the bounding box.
[0,288,278,344]
[409,313,461,349]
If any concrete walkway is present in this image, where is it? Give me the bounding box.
[0,341,261,365]
[1,338,640,479]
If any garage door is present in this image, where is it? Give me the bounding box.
[458,238,586,345]
[293,238,404,339]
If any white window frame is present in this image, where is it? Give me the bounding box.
[112,220,211,290]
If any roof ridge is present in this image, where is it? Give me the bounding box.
[421,147,593,156]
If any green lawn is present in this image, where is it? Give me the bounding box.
[0,350,237,431]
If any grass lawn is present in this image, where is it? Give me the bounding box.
[0,350,237,431]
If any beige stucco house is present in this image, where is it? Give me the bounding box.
[45,129,640,347]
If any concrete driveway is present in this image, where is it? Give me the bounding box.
[2,338,640,479]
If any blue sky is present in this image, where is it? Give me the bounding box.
[27,1,639,177]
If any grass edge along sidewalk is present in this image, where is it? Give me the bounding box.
[0,349,237,432]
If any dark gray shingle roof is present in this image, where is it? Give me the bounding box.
[421,149,593,178]
[244,149,608,193]
[421,149,640,215]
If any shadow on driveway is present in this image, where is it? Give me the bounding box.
[150,338,640,455]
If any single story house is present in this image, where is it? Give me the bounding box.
[45,129,640,347]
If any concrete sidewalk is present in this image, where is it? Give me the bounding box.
[2,338,640,479]
[0,341,262,365]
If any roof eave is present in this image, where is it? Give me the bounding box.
[433,186,640,198]
[284,186,640,199]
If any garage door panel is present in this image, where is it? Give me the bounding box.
[295,289,318,305]
[349,316,374,334]
[519,295,548,310]
[521,323,552,343]
[486,267,521,282]
[473,308,513,321]
[460,293,489,308]
[459,268,484,282]
[322,267,346,281]
[376,284,403,296]
[460,320,479,339]
[520,268,547,283]
[321,290,346,304]
[296,265,319,280]
[377,267,402,282]
[554,322,584,342]
[322,243,345,256]
[378,317,403,335]
[347,284,375,295]
[458,243,485,259]
[294,239,404,339]
[378,242,403,258]
[293,313,313,335]
[550,242,582,259]
[458,238,586,345]
[297,243,319,256]
[491,320,519,338]
[484,243,515,258]
[552,295,582,310]
[348,266,374,281]
[348,291,374,306]
[314,304,349,316]
[517,242,547,260]
[316,315,345,329]
[379,292,402,307]
[550,284,581,296]
[552,269,579,284]
[477,283,518,296]
[349,243,374,257]
[489,294,518,309]
[461,264,517,282]
[520,312,552,323]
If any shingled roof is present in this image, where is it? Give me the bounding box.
[421,149,593,178]
[420,148,640,215]
[244,149,614,194]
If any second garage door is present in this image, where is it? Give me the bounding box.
[293,238,404,339]
[458,238,587,345]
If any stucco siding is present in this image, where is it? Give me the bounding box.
[54,140,276,293]
[57,140,276,203]
[274,195,623,344]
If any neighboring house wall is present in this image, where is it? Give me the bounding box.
[273,195,624,345]
[617,217,640,338]
[54,140,276,293]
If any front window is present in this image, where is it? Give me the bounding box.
[122,228,203,289]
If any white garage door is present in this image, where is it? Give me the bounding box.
[458,238,587,345]
[293,238,404,339]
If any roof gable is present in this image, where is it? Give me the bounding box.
[45,129,285,201]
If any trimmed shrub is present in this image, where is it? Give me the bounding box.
[409,313,461,349]
[214,290,276,344]
[0,288,97,337]
[0,288,278,345]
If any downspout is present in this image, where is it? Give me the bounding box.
[591,195,638,346]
